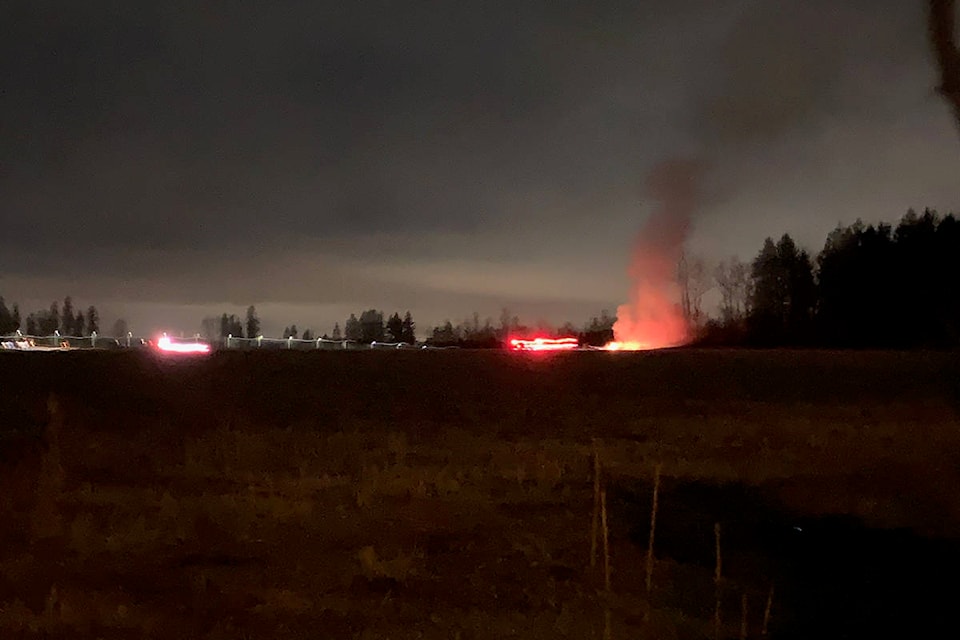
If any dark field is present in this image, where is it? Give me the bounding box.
[1,349,959,639]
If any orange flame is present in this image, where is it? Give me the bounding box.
[602,341,654,351]
[604,160,701,351]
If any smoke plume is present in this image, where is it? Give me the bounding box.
[612,159,704,349]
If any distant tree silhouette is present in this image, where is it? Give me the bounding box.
[399,312,414,343]
[33,311,50,335]
[422,314,499,348]
[332,322,342,340]
[60,297,75,335]
[815,210,960,348]
[282,324,299,339]
[894,209,958,345]
[0,297,13,334]
[465,312,482,338]
[200,317,219,341]
[697,208,960,349]
[678,253,711,331]
[817,219,897,347]
[9,300,98,337]
[386,312,403,342]
[715,256,750,325]
[110,318,129,339]
[302,328,314,341]
[232,315,243,337]
[431,321,457,345]
[581,309,615,346]
[936,213,960,343]
[42,302,60,335]
[782,236,817,342]
[218,313,243,339]
[86,306,99,335]
[359,310,385,343]
[344,314,362,341]
[459,314,499,347]
[72,310,85,336]
[896,209,941,344]
[748,234,815,345]
[749,238,784,344]
[499,308,513,339]
[245,305,261,339]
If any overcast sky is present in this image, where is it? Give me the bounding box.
[1,1,958,336]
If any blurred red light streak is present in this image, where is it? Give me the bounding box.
[156,336,211,354]
[508,337,579,352]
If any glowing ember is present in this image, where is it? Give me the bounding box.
[156,336,211,354]
[602,341,655,351]
[509,337,579,352]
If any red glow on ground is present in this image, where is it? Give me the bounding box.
[602,341,656,351]
[508,337,579,352]
[156,336,211,354]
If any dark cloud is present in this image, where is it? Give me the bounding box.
[0,1,957,333]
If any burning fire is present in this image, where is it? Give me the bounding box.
[509,337,579,352]
[604,160,702,351]
[602,341,654,351]
[156,335,211,354]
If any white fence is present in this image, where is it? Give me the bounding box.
[0,330,418,351]
[1,330,123,350]
[221,335,416,350]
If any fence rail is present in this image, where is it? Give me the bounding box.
[0,330,419,351]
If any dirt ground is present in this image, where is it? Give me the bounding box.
[1,348,958,638]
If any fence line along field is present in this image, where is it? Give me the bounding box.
[1,349,958,639]
[0,331,416,351]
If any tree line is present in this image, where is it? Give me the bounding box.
[200,305,615,348]
[10,209,954,351]
[699,208,960,348]
[201,307,419,345]
[422,310,615,348]
[0,296,108,337]
[396,207,959,350]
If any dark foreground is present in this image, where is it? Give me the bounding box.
[1,348,958,639]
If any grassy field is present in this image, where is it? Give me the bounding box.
[0,348,958,639]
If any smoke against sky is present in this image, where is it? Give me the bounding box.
[612,160,703,349]
[0,1,958,335]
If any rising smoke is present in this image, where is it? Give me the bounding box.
[611,159,704,350]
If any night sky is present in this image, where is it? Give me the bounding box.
[1,1,958,336]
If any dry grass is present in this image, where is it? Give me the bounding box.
[0,349,956,638]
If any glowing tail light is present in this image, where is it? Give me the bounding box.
[509,337,579,352]
[156,336,211,354]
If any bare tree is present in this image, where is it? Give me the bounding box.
[715,259,737,324]
[678,254,692,323]
[929,0,960,131]
[715,256,751,323]
[678,252,712,330]
[730,257,751,319]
